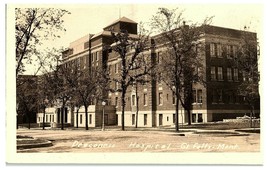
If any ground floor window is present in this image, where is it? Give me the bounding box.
[80,114,82,124]
[192,114,196,123]
[89,114,92,124]
[198,113,203,122]
[144,114,147,125]
[132,114,135,125]
[159,114,163,126]
[173,114,175,123]
[65,108,68,123]
[115,114,118,125]
[57,108,60,123]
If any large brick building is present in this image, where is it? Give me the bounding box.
[36,16,260,128]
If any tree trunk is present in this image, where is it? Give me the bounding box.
[16,114,18,129]
[28,113,31,129]
[76,108,79,128]
[175,92,179,132]
[135,84,139,128]
[61,106,64,130]
[85,105,89,130]
[121,88,126,131]
[187,109,191,125]
[42,106,46,130]
[250,105,255,128]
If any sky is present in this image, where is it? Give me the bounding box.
[7,2,265,75]
[51,3,263,50]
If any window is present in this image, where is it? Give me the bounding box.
[52,115,54,122]
[172,92,176,105]
[173,114,176,123]
[218,89,223,103]
[91,53,94,62]
[38,117,40,122]
[227,68,232,81]
[115,97,118,107]
[233,46,237,58]
[197,90,203,103]
[217,67,223,80]
[210,43,215,57]
[83,56,87,69]
[115,63,118,73]
[46,115,48,122]
[80,114,82,124]
[95,52,99,61]
[65,108,68,123]
[50,115,51,122]
[143,93,147,106]
[132,94,136,106]
[157,51,161,63]
[89,114,92,124]
[193,89,197,103]
[166,93,169,101]
[159,92,163,105]
[167,116,169,121]
[144,114,147,125]
[211,66,216,80]
[226,45,231,58]
[132,114,135,125]
[115,82,119,90]
[233,69,238,81]
[77,58,81,69]
[217,44,222,58]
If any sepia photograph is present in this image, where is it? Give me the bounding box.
[5,0,264,165]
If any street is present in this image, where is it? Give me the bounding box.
[17,127,260,153]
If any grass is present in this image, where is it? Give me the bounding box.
[181,122,260,130]
[17,139,48,145]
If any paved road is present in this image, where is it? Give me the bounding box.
[17,128,260,153]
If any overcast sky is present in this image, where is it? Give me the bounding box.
[54,4,263,48]
[13,2,263,74]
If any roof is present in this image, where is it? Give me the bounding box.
[103,16,137,29]
[91,30,139,40]
[91,30,112,39]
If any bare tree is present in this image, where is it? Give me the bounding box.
[62,64,103,130]
[235,27,260,127]
[16,48,63,129]
[16,75,38,129]
[150,7,212,131]
[15,8,70,76]
[110,26,152,130]
[40,49,70,130]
